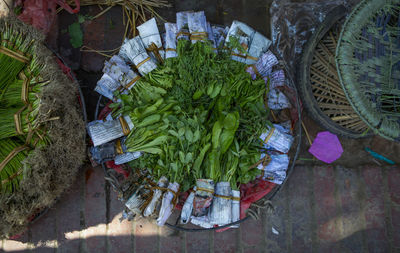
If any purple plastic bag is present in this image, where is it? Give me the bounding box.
[308,131,343,163]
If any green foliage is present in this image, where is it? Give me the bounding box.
[68,14,92,49]
[113,40,270,191]
[68,22,83,48]
[0,24,50,193]
[0,138,27,193]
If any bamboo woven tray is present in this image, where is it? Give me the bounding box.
[336,0,400,142]
[298,5,372,138]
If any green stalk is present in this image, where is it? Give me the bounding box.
[0,98,40,140]
[0,137,29,193]
[0,78,44,108]
[0,22,36,92]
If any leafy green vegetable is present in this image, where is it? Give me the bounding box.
[68,22,83,48]
[112,39,271,191]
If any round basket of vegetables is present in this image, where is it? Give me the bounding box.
[89,11,300,230]
[0,17,86,238]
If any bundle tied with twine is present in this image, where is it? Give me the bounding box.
[0,16,86,238]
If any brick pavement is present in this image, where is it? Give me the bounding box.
[2,1,400,252]
[1,164,399,253]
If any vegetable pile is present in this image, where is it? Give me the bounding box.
[0,17,85,238]
[113,39,270,192]
[89,11,295,228]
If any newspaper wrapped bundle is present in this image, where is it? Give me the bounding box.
[87,114,134,146]
[225,21,253,63]
[87,120,125,147]
[157,182,179,226]
[206,22,215,48]
[226,21,272,64]
[260,124,294,154]
[268,88,291,110]
[125,185,150,215]
[138,18,165,63]
[143,176,168,217]
[176,11,191,41]
[246,50,278,80]
[95,55,140,99]
[212,25,229,49]
[193,179,215,217]
[114,137,141,165]
[231,190,240,228]
[164,23,178,58]
[180,186,196,224]
[90,141,116,164]
[119,37,157,76]
[190,215,213,228]
[188,11,208,43]
[269,69,286,89]
[247,32,272,64]
[209,182,232,225]
[257,153,289,185]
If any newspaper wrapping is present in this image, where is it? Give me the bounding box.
[267,88,291,110]
[260,124,294,153]
[137,17,165,62]
[95,55,139,99]
[87,120,125,147]
[176,11,191,40]
[269,69,286,89]
[225,20,254,63]
[90,141,115,164]
[114,151,141,165]
[164,23,178,58]
[143,176,168,217]
[245,31,272,65]
[187,11,208,43]
[119,37,157,75]
[157,182,180,226]
[212,25,229,48]
[246,50,278,80]
[125,185,150,215]
[209,182,232,225]
[230,190,240,228]
[180,186,197,224]
[103,55,137,87]
[190,215,213,228]
[114,135,142,165]
[206,22,216,48]
[257,153,289,185]
[94,74,120,100]
[193,179,215,217]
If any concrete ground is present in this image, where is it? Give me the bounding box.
[2,0,400,252]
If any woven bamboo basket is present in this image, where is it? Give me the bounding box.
[336,0,400,142]
[298,5,372,138]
